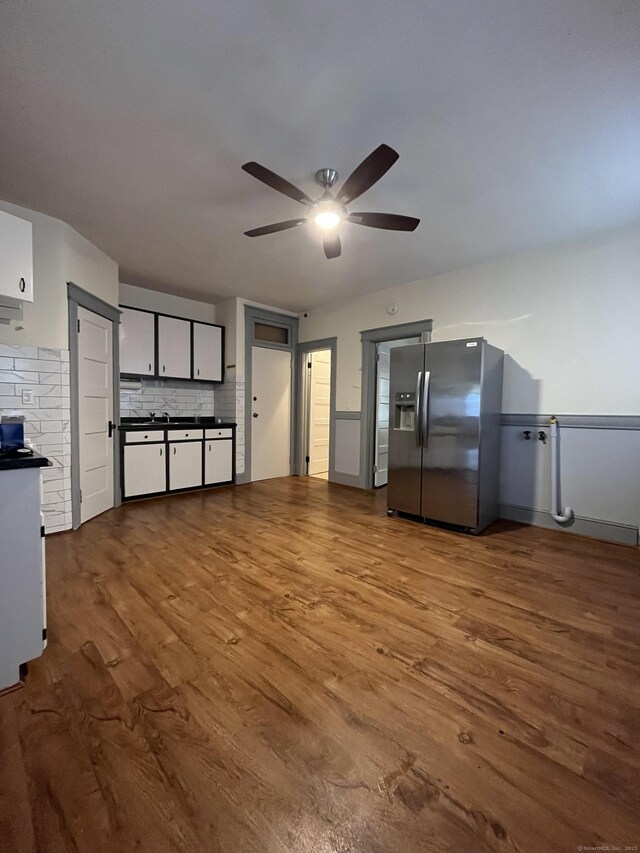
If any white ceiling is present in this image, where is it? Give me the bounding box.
[1,0,639,311]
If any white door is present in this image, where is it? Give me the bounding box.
[308,350,331,476]
[193,323,223,381]
[119,307,155,375]
[251,347,291,481]
[169,441,203,490]
[374,343,390,487]
[124,443,166,497]
[158,315,191,378]
[204,440,233,484]
[78,306,114,523]
[374,337,420,487]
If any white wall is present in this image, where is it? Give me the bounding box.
[213,298,237,377]
[300,223,640,416]
[0,201,119,349]
[0,200,118,535]
[119,282,216,323]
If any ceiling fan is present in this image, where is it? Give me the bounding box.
[241,144,420,259]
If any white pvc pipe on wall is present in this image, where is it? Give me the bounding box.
[549,417,574,523]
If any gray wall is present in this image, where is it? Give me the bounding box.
[499,418,639,544]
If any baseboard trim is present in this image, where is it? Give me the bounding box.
[330,471,362,488]
[499,503,638,546]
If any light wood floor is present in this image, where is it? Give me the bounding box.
[1,478,639,853]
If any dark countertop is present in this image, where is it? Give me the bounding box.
[119,417,236,431]
[0,450,51,471]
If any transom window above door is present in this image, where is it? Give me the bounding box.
[253,321,289,346]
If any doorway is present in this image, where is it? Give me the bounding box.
[304,349,332,479]
[77,306,115,522]
[373,337,420,487]
[359,319,433,490]
[296,337,337,482]
[251,346,292,481]
[244,306,299,483]
[68,282,121,529]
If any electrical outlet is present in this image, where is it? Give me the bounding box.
[21,388,35,406]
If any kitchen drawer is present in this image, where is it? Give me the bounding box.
[205,428,233,439]
[167,428,203,441]
[124,430,165,444]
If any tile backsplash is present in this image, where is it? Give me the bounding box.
[214,378,245,475]
[120,378,215,418]
[0,344,71,534]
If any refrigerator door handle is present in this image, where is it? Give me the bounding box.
[422,371,431,447]
[415,371,423,447]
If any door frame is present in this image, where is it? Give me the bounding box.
[295,337,337,479]
[68,282,121,529]
[242,305,299,484]
[359,319,432,490]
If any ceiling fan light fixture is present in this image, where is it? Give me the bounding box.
[314,210,342,229]
[312,199,345,230]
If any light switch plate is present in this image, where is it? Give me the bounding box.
[21,388,35,406]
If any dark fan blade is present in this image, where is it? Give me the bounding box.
[242,162,313,206]
[322,231,341,259]
[336,144,399,204]
[347,212,420,231]
[244,218,307,237]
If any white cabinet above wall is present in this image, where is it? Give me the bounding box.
[193,322,223,381]
[118,305,225,384]
[0,210,33,304]
[158,315,191,379]
[120,307,155,375]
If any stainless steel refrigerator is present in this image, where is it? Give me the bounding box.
[387,338,504,533]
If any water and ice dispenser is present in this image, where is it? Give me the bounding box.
[394,391,416,431]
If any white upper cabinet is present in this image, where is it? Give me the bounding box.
[120,307,155,375]
[193,322,223,382]
[118,306,224,382]
[0,210,33,303]
[158,315,191,379]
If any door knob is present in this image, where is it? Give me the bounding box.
[253,413,258,418]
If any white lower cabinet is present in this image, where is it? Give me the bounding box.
[204,439,233,485]
[169,441,203,491]
[124,443,166,497]
[122,428,235,500]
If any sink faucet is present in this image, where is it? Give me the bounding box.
[163,412,170,422]
[149,411,156,421]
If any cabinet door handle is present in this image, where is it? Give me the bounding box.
[173,446,176,455]
[19,277,26,293]
[148,362,152,372]
[160,448,163,456]
[197,368,200,376]
[162,365,166,373]
[208,444,211,452]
